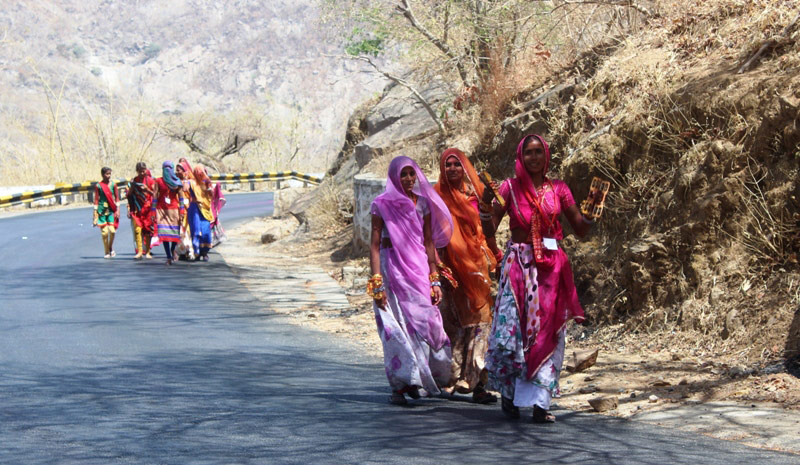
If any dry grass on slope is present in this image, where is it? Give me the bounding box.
[537,0,800,366]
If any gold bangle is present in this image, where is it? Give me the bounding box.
[367,274,385,300]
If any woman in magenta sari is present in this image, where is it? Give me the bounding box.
[482,134,593,423]
[368,156,454,405]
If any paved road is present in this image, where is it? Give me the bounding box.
[0,193,796,464]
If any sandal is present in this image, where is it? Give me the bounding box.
[472,389,498,404]
[532,405,556,423]
[501,396,520,419]
[397,385,421,399]
[389,391,407,405]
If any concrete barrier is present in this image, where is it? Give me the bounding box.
[353,173,387,253]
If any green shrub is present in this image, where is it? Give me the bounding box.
[72,44,87,59]
[143,43,161,59]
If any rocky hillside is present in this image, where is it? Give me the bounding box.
[0,0,385,183]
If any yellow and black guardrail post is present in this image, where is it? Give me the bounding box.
[0,171,321,209]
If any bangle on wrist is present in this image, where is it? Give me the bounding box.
[581,215,595,225]
[367,274,385,300]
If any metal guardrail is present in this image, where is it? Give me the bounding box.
[0,171,322,208]
[209,171,322,184]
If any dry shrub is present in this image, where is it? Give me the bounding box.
[308,181,353,233]
[729,161,800,267]
[0,98,161,185]
[479,0,800,363]
[477,41,554,129]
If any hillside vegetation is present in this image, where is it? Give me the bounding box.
[321,0,800,371]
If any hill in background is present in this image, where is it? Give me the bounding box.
[0,0,386,183]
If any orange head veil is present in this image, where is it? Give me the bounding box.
[178,160,195,182]
[434,148,497,321]
[193,165,211,185]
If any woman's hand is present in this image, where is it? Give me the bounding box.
[481,181,496,204]
[375,295,387,310]
[431,285,442,306]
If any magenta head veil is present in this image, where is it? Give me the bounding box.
[371,156,452,350]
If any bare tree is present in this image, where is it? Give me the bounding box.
[161,114,261,173]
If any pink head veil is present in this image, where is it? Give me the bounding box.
[508,134,552,230]
[371,156,452,350]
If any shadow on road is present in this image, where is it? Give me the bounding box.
[2,346,794,464]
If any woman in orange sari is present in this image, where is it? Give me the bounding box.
[434,148,499,404]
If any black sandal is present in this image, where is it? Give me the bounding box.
[532,405,556,423]
[501,396,520,419]
[472,388,498,404]
[389,391,407,405]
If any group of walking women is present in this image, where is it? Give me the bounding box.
[368,134,594,423]
[93,159,225,264]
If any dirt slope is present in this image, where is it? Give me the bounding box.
[475,0,800,372]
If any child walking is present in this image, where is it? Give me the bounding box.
[93,166,120,259]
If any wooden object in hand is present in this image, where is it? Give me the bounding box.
[580,177,610,220]
[478,171,505,208]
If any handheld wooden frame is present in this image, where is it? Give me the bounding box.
[580,177,610,220]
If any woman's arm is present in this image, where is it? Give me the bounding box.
[479,180,505,239]
[369,214,387,309]
[564,203,593,239]
[113,184,120,220]
[151,182,160,211]
[423,213,442,306]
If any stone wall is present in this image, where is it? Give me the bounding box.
[353,173,386,253]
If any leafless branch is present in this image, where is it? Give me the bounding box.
[218,133,258,160]
[738,10,800,74]
[396,0,470,88]
[554,0,653,17]
[347,54,445,133]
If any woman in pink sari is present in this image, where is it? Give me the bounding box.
[482,134,594,423]
[368,156,454,405]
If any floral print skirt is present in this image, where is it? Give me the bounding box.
[374,254,452,395]
[486,242,564,406]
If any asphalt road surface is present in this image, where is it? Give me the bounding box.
[0,193,796,464]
